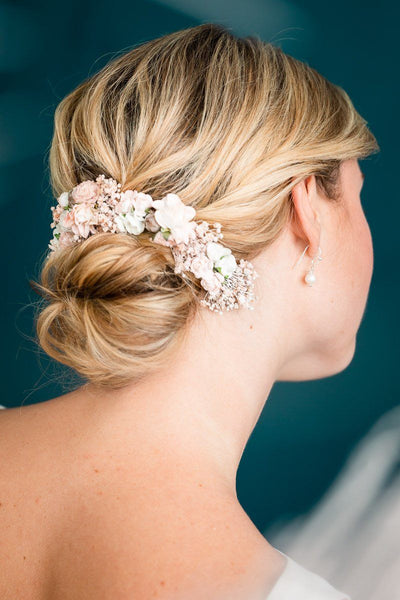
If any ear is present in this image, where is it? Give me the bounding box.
[290,175,321,258]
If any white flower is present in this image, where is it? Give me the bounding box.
[117,190,137,214]
[115,212,146,235]
[57,191,70,208]
[114,215,125,233]
[153,193,196,244]
[206,242,230,262]
[116,190,135,214]
[58,211,70,231]
[218,253,237,277]
[48,236,60,252]
[51,223,63,240]
[133,192,154,219]
[117,190,154,218]
[206,242,237,277]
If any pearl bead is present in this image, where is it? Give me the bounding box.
[305,271,316,286]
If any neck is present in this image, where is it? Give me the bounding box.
[81,293,287,498]
[75,235,305,498]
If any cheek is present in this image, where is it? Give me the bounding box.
[343,207,374,329]
[316,200,373,355]
[331,205,373,326]
[335,202,373,286]
[356,210,374,288]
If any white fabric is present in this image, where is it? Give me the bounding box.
[265,405,400,600]
[267,551,351,599]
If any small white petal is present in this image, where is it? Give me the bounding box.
[58,192,69,207]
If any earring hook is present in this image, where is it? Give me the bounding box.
[292,244,309,269]
[292,244,322,270]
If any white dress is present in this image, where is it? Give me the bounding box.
[264,405,400,600]
[267,550,351,599]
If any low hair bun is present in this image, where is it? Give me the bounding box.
[30,233,198,389]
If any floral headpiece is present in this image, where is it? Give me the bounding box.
[48,174,259,313]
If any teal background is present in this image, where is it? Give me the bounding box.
[1,1,398,533]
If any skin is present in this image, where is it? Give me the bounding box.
[0,158,370,599]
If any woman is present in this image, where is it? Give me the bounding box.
[0,23,379,599]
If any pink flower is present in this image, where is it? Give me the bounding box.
[69,203,98,238]
[152,230,172,247]
[50,204,64,224]
[200,271,222,294]
[190,255,213,279]
[144,212,161,232]
[58,231,75,248]
[60,210,75,229]
[71,181,100,204]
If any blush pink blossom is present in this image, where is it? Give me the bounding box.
[71,181,100,204]
[144,212,161,232]
[200,271,222,294]
[70,203,97,238]
[152,231,172,247]
[60,210,75,229]
[190,255,213,279]
[58,231,75,248]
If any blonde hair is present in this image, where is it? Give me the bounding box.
[30,23,380,389]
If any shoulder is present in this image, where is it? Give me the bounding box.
[50,490,287,600]
[0,399,286,598]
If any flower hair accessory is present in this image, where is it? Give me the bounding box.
[48,174,259,313]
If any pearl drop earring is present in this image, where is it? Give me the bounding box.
[304,245,323,286]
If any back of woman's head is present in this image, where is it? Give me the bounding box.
[31,23,379,390]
